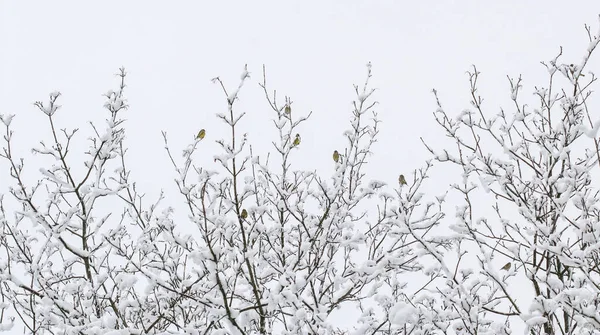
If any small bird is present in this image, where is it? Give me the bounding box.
[333,150,340,163]
[399,175,407,186]
[240,209,248,219]
[293,134,301,146]
[196,129,206,140]
[500,262,511,271]
[284,105,291,116]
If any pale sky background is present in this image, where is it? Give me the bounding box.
[2,1,599,191]
[1,1,600,332]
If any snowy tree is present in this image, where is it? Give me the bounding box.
[1,16,599,335]
[0,62,444,334]
[422,18,600,334]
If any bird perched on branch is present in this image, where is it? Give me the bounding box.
[398,174,407,186]
[196,129,206,140]
[293,134,301,147]
[500,262,511,271]
[333,150,340,163]
[284,105,291,118]
[240,209,248,219]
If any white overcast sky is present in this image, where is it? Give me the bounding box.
[2,1,600,236]
[1,0,599,246]
[1,1,599,191]
[1,1,600,331]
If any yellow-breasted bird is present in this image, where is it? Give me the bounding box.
[333,150,340,163]
[399,174,407,186]
[293,134,301,146]
[500,262,511,271]
[241,209,248,219]
[196,129,206,140]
